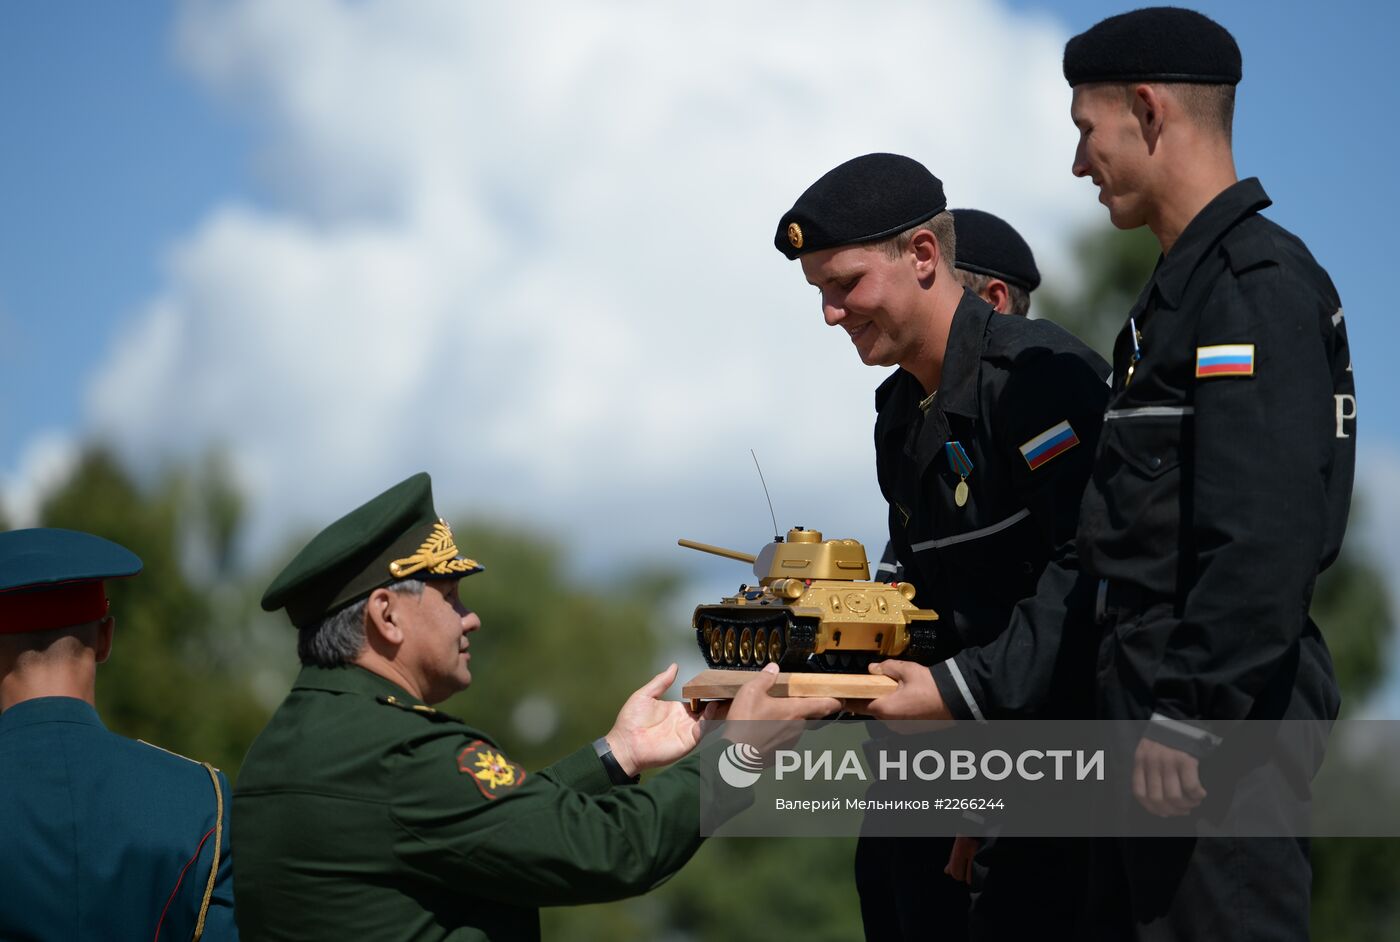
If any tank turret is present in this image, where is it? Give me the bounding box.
[678,528,948,672]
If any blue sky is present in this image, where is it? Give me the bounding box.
[2,2,1397,712]
[0,5,244,456]
[3,2,1395,464]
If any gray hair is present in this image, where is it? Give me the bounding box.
[956,269,1032,317]
[297,578,426,667]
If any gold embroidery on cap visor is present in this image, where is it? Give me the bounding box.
[787,222,804,249]
[388,520,481,578]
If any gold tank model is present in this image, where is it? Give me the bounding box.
[678,527,947,672]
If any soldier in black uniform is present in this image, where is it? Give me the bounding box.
[868,9,1356,940]
[774,154,1109,940]
[873,206,1042,587]
[950,208,1041,317]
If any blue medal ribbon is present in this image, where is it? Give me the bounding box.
[945,441,974,478]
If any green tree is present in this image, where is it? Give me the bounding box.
[37,446,272,776]
[1037,225,1160,358]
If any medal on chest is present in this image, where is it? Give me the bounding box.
[945,441,974,508]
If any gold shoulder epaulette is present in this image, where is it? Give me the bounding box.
[376,695,461,723]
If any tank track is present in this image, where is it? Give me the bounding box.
[901,619,952,665]
[694,607,817,672]
[694,606,952,674]
[805,618,948,671]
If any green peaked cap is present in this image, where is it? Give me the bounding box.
[262,472,484,628]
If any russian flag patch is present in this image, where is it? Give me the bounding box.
[1196,344,1255,378]
[1019,420,1080,471]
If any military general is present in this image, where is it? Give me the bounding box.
[0,527,236,940]
[232,472,836,941]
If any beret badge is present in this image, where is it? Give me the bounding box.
[787,222,804,250]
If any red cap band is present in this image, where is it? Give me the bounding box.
[0,582,110,634]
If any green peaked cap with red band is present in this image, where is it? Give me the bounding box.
[261,472,484,629]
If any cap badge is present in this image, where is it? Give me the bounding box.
[389,519,481,578]
[787,222,804,249]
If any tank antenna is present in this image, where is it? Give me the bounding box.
[750,449,781,542]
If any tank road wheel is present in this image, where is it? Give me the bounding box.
[723,628,737,665]
[738,628,753,665]
[753,628,767,663]
[709,627,723,665]
[767,625,783,664]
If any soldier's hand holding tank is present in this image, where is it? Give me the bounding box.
[709,664,843,757]
[603,663,711,776]
[863,659,952,721]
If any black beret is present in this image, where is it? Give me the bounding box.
[774,153,946,260]
[1063,7,1241,87]
[951,209,1040,292]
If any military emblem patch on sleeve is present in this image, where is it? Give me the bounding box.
[457,741,525,799]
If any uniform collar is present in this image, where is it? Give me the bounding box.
[1151,177,1272,309]
[936,289,996,419]
[0,695,104,731]
[293,663,424,706]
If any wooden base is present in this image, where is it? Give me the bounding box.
[683,669,896,712]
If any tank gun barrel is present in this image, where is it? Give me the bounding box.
[677,538,757,564]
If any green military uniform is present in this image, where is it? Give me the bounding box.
[233,473,741,941]
[234,665,728,941]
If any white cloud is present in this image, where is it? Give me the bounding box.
[1,431,79,529]
[82,0,1099,564]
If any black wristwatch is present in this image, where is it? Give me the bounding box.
[593,737,640,786]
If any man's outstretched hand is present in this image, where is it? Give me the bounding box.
[605,663,706,776]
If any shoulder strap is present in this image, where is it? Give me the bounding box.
[192,762,224,940]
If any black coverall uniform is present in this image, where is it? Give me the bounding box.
[857,289,1109,941]
[931,179,1355,940]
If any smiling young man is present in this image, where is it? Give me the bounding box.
[864,9,1357,940]
[232,472,837,941]
[775,154,1109,940]
[1064,9,1356,939]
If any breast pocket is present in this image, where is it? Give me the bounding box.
[1098,416,1186,541]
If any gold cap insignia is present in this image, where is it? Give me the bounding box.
[389,519,481,578]
[787,222,804,249]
